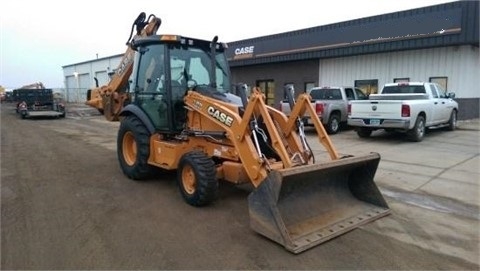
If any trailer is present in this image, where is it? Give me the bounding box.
[13,88,65,119]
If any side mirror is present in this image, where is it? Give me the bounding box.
[447,92,456,99]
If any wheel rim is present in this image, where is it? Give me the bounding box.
[182,164,196,195]
[417,119,425,137]
[331,119,339,132]
[123,131,137,166]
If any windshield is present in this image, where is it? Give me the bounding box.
[382,85,426,94]
[169,46,231,93]
[310,88,342,100]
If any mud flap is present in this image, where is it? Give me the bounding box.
[248,152,390,254]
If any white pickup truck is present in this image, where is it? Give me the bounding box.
[347,82,458,142]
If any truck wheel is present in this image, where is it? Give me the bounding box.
[177,151,218,207]
[357,128,372,138]
[447,110,457,131]
[117,115,156,180]
[408,115,425,142]
[326,114,341,134]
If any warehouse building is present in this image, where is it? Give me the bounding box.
[62,0,479,119]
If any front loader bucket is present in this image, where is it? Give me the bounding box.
[248,152,390,254]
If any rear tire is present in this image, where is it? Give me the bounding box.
[326,114,341,134]
[177,151,218,206]
[407,115,425,142]
[447,110,457,131]
[117,115,156,180]
[357,128,372,138]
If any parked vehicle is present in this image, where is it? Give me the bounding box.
[13,88,65,119]
[347,82,458,142]
[87,12,391,254]
[280,86,367,134]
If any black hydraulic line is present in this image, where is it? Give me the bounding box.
[126,12,146,45]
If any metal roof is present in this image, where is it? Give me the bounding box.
[226,1,479,67]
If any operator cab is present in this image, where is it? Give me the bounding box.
[128,35,233,133]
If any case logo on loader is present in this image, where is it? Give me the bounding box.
[207,106,233,127]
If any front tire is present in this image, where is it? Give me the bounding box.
[177,151,218,207]
[326,114,341,134]
[447,110,457,131]
[408,115,425,142]
[117,115,156,180]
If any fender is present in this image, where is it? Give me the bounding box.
[120,104,155,135]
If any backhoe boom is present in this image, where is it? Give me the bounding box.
[85,12,161,121]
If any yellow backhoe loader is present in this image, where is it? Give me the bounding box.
[112,12,390,254]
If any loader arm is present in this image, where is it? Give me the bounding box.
[184,87,339,187]
[236,88,298,169]
[283,92,340,160]
[86,13,161,121]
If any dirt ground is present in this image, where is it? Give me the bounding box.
[1,103,478,270]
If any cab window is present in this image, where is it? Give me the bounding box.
[435,83,447,98]
[136,45,166,93]
[345,88,354,100]
[354,88,368,100]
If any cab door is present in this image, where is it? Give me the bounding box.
[132,44,169,131]
[432,83,454,122]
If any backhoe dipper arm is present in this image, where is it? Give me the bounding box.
[85,13,161,121]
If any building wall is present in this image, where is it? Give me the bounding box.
[318,45,479,119]
[62,55,122,102]
[231,59,319,106]
[318,45,479,97]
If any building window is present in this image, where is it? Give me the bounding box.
[394,78,409,83]
[429,77,448,91]
[256,80,275,106]
[355,79,378,95]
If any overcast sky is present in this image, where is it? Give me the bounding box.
[1,0,455,89]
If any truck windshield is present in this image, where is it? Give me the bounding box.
[169,46,231,94]
[310,88,342,100]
